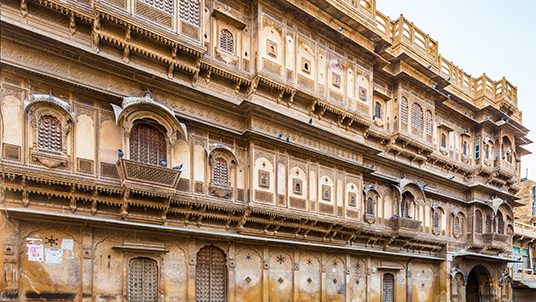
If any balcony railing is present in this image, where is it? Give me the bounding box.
[389,216,422,237]
[514,221,536,239]
[116,158,182,190]
[482,232,510,250]
[391,16,439,67]
[493,159,517,179]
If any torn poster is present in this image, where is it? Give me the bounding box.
[61,239,74,251]
[45,248,63,264]
[28,244,44,262]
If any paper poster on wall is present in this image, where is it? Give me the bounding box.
[61,239,74,250]
[28,244,44,262]
[45,248,63,264]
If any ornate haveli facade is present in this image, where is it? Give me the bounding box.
[0,0,531,301]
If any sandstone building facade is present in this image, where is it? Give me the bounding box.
[512,179,536,300]
[0,0,531,301]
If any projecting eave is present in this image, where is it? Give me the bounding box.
[276,0,389,66]
[453,251,519,263]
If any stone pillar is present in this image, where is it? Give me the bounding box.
[81,225,93,302]
[262,246,269,302]
[187,238,197,302]
[439,260,449,302]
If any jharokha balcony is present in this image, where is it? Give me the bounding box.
[481,232,510,250]
[388,216,422,237]
[116,158,182,193]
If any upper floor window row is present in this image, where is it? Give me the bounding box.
[138,0,200,26]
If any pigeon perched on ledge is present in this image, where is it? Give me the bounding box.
[172,164,183,171]
[117,149,124,158]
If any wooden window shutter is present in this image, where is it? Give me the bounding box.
[38,115,62,153]
[213,157,229,186]
[130,122,167,166]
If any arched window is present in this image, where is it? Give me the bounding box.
[382,273,394,302]
[485,214,492,233]
[425,110,433,136]
[220,29,234,53]
[130,121,167,166]
[433,211,440,234]
[374,102,382,119]
[463,141,468,156]
[400,98,408,124]
[38,115,63,153]
[128,257,158,302]
[453,216,461,235]
[475,210,483,234]
[484,144,490,159]
[411,103,423,130]
[196,246,227,302]
[212,157,229,187]
[179,0,200,26]
[400,198,408,218]
[440,133,447,148]
[497,213,504,234]
[366,197,375,215]
[401,192,415,218]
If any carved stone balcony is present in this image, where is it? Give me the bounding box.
[493,159,516,179]
[116,159,181,192]
[389,216,422,237]
[481,232,510,250]
[209,183,233,199]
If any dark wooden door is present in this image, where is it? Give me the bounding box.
[195,246,227,302]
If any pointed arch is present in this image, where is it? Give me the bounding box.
[195,245,227,302]
[411,103,423,130]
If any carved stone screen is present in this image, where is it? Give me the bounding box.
[38,115,62,153]
[130,122,167,166]
[382,273,394,302]
[196,246,227,302]
[128,257,158,302]
[220,29,234,54]
[212,157,229,186]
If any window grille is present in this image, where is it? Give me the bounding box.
[497,214,504,234]
[195,246,227,302]
[128,257,158,302]
[440,134,447,148]
[38,115,62,153]
[400,98,408,124]
[179,0,200,26]
[366,197,374,215]
[220,29,234,53]
[130,122,167,166]
[382,273,394,302]
[475,137,481,159]
[213,157,229,186]
[374,102,382,119]
[475,210,483,234]
[401,199,408,218]
[141,0,173,14]
[411,103,423,130]
[453,216,460,235]
[433,211,440,233]
[425,110,433,135]
[484,144,490,159]
[485,215,492,233]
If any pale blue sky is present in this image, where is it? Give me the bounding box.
[378,0,536,178]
